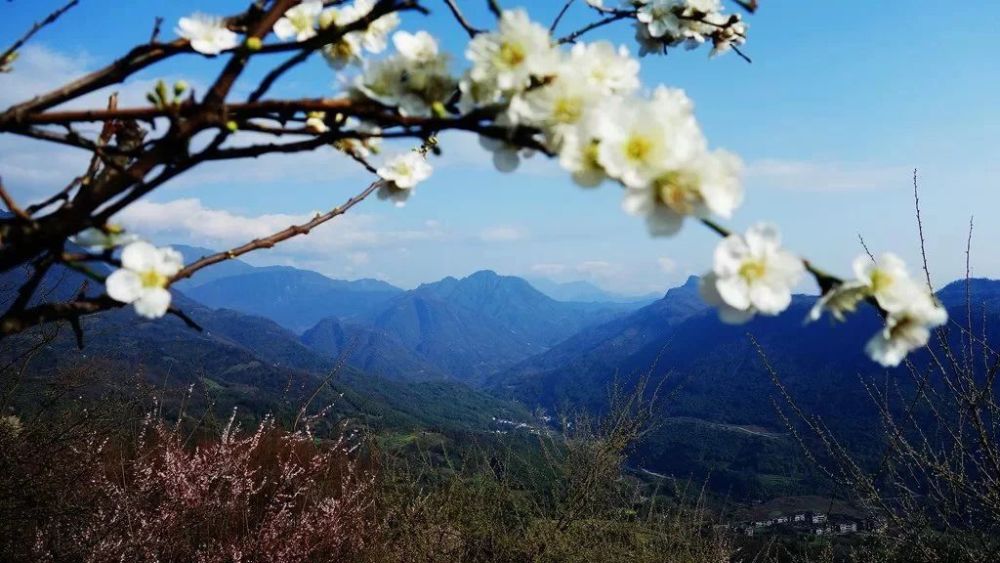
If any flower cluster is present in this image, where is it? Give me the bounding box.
[316,0,400,69]
[354,30,456,117]
[178,0,400,62]
[342,9,725,221]
[811,254,948,367]
[628,0,748,57]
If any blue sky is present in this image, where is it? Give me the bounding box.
[2,1,998,294]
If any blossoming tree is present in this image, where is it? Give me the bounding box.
[0,0,945,367]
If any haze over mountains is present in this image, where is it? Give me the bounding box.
[174,245,646,382]
[5,243,999,499]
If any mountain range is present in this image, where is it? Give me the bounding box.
[5,244,998,500]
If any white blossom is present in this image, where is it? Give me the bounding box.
[808,281,868,323]
[866,296,948,368]
[637,0,687,40]
[318,0,398,67]
[570,41,640,96]
[633,0,746,57]
[507,65,596,141]
[341,0,399,53]
[702,223,804,322]
[105,241,183,319]
[72,226,138,250]
[595,87,704,189]
[274,0,322,42]
[558,132,606,187]
[322,34,363,69]
[355,33,456,117]
[853,253,923,314]
[466,9,558,93]
[633,21,663,57]
[377,152,432,190]
[176,13,239,55]
[706,12,747,56]
[620,148,742,236]
[699,273,755,325]
[393,30,439,62]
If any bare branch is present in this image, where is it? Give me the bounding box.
[0,176,30,221]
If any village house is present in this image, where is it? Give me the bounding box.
[839,522,858,534]
[811,514,828,524]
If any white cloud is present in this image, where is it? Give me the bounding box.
[0,45,94,109]
[575,260,615,277]
[478,225,528,242]
[745,159,909,192]
[347,251,370,265]
[530,263,567,276]
[657,257,677,273]
[117,198,447,258]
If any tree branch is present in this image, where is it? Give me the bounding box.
[171,180,382,283]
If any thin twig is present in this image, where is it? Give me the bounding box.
[558,11,633,44]
[171,181,382,283]
[912,168,933,291]
[0,0,80,72]
[442,0,483,37]
[858,233,876,263]
[550,0,575,34]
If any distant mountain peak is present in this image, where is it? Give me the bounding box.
[468,269,500,279]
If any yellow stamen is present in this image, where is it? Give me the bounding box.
[553,96,583,124]
[739,260,766,283]
[656,171,702,214]
[499,41,526,67]
[625,135,652,162]
[870,270,892,293]
[140,270,167,289]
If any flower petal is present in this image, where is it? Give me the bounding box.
[133,288,172,319]
[120,241,158,272]
[105,270,142,303]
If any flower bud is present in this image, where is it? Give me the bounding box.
[155,80,169,105]
[245,37,262,51]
